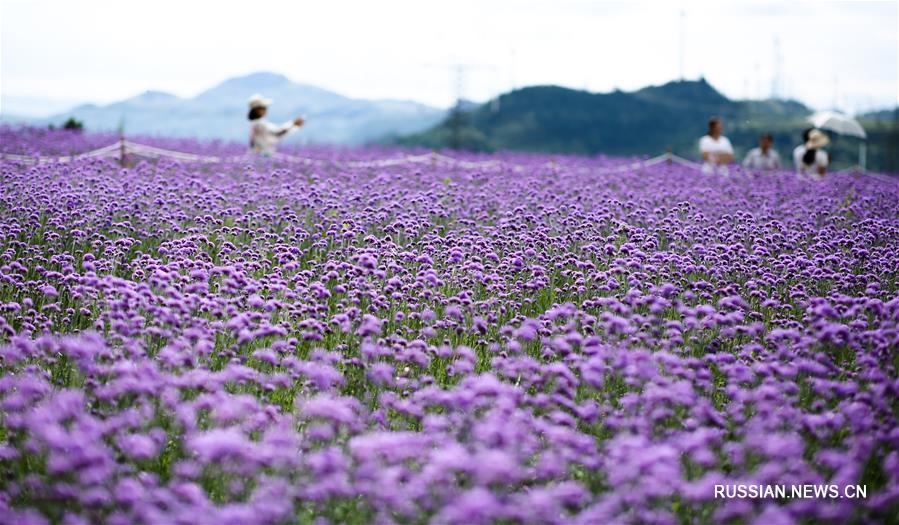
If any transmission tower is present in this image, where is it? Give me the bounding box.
[678,10,686,80]
[771,37,783,99]
[424,62,496,150]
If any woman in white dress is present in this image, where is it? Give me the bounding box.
[247,94,304,155]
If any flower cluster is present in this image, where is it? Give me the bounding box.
[0,128,897,524]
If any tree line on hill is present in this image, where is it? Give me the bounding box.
[395,78,899,173]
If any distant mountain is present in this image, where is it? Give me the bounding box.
[398,79,899,172]
[399,79,775,155]
[859,108,898,122]
[3,72,446,145]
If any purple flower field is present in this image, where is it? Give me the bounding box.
[1,128,898,525]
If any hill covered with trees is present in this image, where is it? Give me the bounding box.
[398,79,898,172]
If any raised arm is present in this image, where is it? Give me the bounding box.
[264,120,296,138]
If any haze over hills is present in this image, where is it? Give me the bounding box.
[396,78,899,172]
[1,72,446,145]
[3,74,896,171]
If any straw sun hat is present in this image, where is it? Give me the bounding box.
[248,94,273,110]
[805,129,830,149]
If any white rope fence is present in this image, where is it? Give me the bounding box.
[2,139,893,183]
[0,138,681,174]
[0,142,124,164]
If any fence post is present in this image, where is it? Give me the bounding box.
[666,146,673,165]
[859,142,867,173]
[119,136,126,167]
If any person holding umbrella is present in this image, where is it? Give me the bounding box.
[807,111,868,172]
[248,94,304,155]
[793,128,829,178]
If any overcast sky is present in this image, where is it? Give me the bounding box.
[2,0,897,116]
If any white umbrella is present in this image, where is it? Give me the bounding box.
[807,111,868,171]
[808,111,867,139]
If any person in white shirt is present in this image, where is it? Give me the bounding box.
[793,128,829,178]
[247,94,304,155]
[699,117,734,175]
[742,133,781,171]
